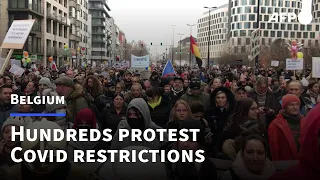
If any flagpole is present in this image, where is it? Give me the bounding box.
[187,24,196,67]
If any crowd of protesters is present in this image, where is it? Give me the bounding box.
[0,65,319,180]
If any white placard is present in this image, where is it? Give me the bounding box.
[11,59,21,66]
[9,64,25,77]
[131,55,150,68]
[1,19,35,49]
[286,58,303,70]
[271,60,279,67]
[312,57,320,78]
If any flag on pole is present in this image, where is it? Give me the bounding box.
[190,36,202,69]
[162,60,175,77]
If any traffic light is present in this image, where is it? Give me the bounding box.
[160,43,163,46]
[175,51,178,54]
[150,42,153,45]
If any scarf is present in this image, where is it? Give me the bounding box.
[171,88,183,96]
[281,111,301,125]
[307,90,319,104]
[148,96,162,109]
[231,152,275,180]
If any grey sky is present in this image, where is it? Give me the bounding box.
[108,0,228,55]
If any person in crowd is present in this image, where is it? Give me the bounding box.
[306,81,320,106]
[166,119,218,180]
[122,70,132,91]
[4,76,13,86]
[169,76,185,104]
[0,76,5,86]
[167,100,193,129]
[218,98,262,160]
[92,146,167,180]
[163,84,172,94]
[100,93,126,134]
[66,69,74,78]
[234,87,248,102]
[181,78,210,110]
[82,75,106,111]
[190,101,209,128]
[268,94,303,161]
[115,82,125,94]
[108,68,117,83]
[183,79,190,91]
[124,83,147,104]
[270,104,320,179]
[205,86,235,153]
[0,117,24,167]
[209,78,222,92]
[286,80,313,116]
[110,98,167,150]
[220,131,275,180]
[143,80,152,91]
[54,76,88,122]
[12,103,34,124]
[38,77,55,95]
[68,108,102,160]
[0,85,18,127]
[146,87,171,128]
[24,81,38,97]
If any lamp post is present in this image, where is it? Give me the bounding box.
[178,33,184,72]
[187,24,196,66]
[204,6,217,68]
[255,0,260,71]
[171,25,176,61]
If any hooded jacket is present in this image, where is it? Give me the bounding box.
[66,84,88,122]
[180,88,210,110]
[110,98,168,150]
[270,104,320,180]
[205,87,235,152]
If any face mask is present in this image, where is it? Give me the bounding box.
[127,117,145,130]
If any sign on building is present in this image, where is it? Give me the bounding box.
[250,29,260,62]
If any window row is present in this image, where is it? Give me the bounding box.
[231,6,300,14]
[198,12,226,23]
[231,29,316,39]
[232,0,301,8]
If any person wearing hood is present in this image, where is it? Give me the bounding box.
[205,86,235,153]
[33,77,56,113]
[54,76,88,122]
[68,108,102,161]
[270,104,320,180]
[110,98,167,150]
[90,146,168,180]
[180,78,210,110]
[220,131,275,180]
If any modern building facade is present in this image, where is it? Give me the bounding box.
[89,0,111,65]
[197,0,320,65]
[197,4,229,66]
[110,17,120,66]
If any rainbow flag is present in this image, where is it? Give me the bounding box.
[190,36,202,69]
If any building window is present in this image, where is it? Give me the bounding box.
[310,32,315,38]
[244,22,251,28]
[303,32,308,38]
[307,25,312,31]
[281,24,285,30]
[300,25,305,31]
[245,7,251,13]
[297,32,301,38]
[260,22,265,29]
[241,0,247,5]
[263,30,269,37]
[271,31,275,37]
[267,23,272,29]
[240,15,247,21]
[277,31,282,37]
[274,24,279,29]
[261,7,266,13]
[249,0,255,5]
[284,31,288,37]
[294,24,298,30]
[287,24,292,30]
[240,30,246,36]
[249,14,255,21]
[290,32,295,38]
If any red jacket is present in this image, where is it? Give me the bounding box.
[270,104,320,180]
[268,113,300,161]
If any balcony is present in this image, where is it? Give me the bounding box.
[30,22,42,35]
[57,15,70,26]
[91,14,105,19]
[75,20,81,27]
[70,34,81,42]
[107,40,112,46]
[70,16,76,25]
[76,3,81,11]
[92,31,106,35]
[92,22,105,27]
[8,3,44,17]
[92,38,106,43]
[47,12,58,21]
[107,32,112,38]
[69,0,76,7]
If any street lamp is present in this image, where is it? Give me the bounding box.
[178,33,184,72]
[204,6,217,68]
[171,25,176,61]
[187,24,196,66]
[255,0,260,70]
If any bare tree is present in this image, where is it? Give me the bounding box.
[304,45,320,69]
[123,40,150,60]
[218,44,249,66]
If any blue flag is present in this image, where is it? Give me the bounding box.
[162,60,175,76]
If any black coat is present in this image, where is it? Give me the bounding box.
[148,95,172,128]
[100,106,127,134]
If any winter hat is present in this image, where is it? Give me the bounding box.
[282,94,300,109]
[54,76,74,88]
[189,78,201,89]
[39,77,55,89]
[2,117,24,133]
[73,108,96,129]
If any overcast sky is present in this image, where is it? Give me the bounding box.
[108,0,228,55]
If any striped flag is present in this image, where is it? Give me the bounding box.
[190,36,202,69]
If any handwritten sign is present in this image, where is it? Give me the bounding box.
[271,60,279,67]
[140,71,151,80]
[131,55,150,68]
[312,57,320,78]
[1,19,35,49]
[286,58,303,70]
[9,64,25,77]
